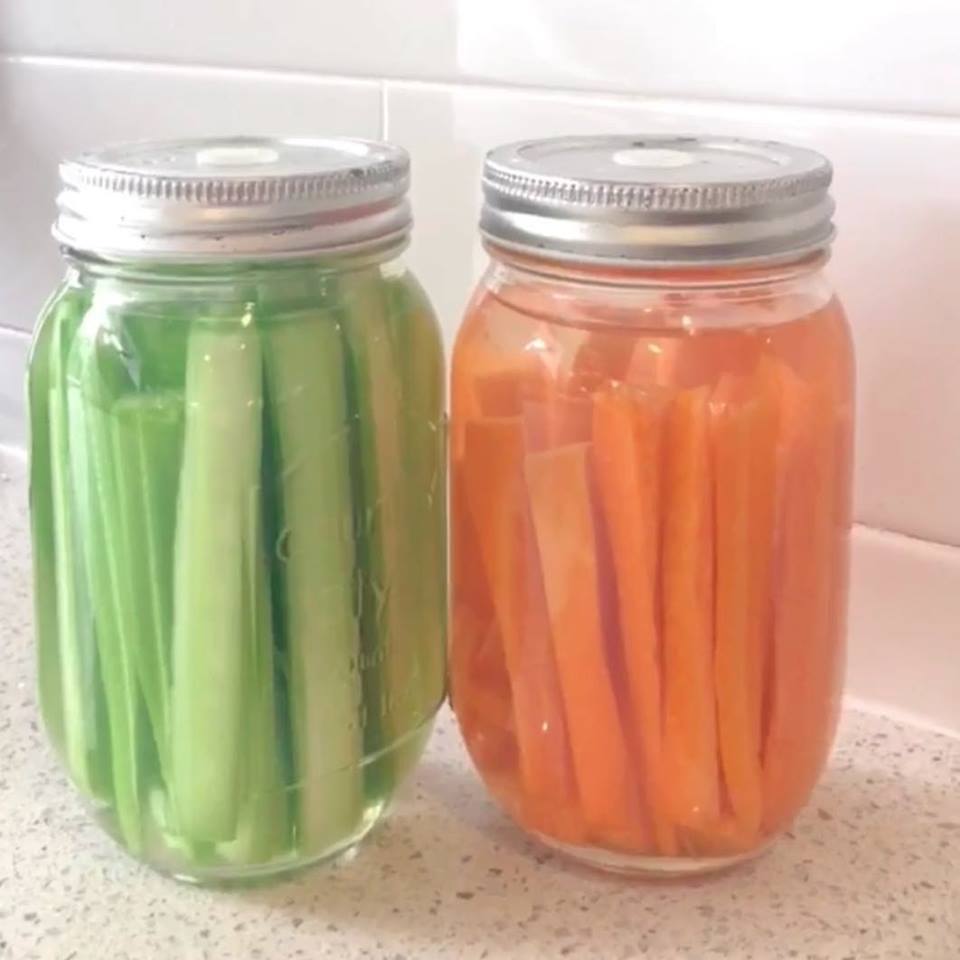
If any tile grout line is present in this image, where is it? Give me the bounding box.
[852,521,960,556]
[379,79,390,140]
[4,51,960,129]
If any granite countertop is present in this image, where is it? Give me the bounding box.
[0,452,958,960]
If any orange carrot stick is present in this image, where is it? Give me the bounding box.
[592,385,677,856]
[762,368,841,833]
[709,372,778,839]
[523,396,593,452]
[570,326,634,392]
[524,442,646,848]
[463,418,582,842]
[450,463,513,759]
[450,619,518,785]
[629,329,762,391]
[660,386,720,829]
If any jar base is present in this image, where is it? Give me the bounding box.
[91,715,439,886]
[533,831,773,878]
[168,806,384,886]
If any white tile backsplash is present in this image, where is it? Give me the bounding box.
[0,56,381,335]
[0,1,957,718]
[1,0,958,116]
[0,327,28,450]
[848,526,960,736]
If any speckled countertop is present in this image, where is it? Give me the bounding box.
[0,452,958,960]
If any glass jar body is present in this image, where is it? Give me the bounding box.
[28,250,446,882]
[450,249,854,875]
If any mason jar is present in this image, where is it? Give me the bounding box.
[28,137,446,882]
[450,135,854,875]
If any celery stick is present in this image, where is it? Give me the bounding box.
[66,325,144,851]
[29,290,76,756]
[170,319,262,843]
[46,305,105,800]
[110,392,182,780]
[218,489,287,865]
[383,276,447,722]
[342,270,429,788]
[263,309,364,854]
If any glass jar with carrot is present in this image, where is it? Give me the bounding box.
[450,135,854,875]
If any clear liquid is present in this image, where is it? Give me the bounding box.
[28,261,446,881]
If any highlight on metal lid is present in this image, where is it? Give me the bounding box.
[480,135,835,266]
[54,136,412,262]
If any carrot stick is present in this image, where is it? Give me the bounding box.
[450,335,552,458]
[525,442,646,848]
[450,468,515,773]
[762,368,840,833]
[523,396,593,452]
[475,363,552,418]
[450,619,518,788]
[592,385,677,856]
[629,329,761,391]
[709,372,778,840]
[570,326,634,392]
[463,418,582,843]
[660,386,720,829]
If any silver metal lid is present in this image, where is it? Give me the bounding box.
[481,135,835,266]
[54,136,411,262]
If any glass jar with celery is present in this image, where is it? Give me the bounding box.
[28,137,446,882]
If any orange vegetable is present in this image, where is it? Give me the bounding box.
[450,280,853,865]
[450,619,517,788]
[524,442,647,849]
[569,325,635,391]
[463,418,582,842]
[523,396,593,451]
[660,386,720,829]
[709,370,779,840]
[629,328,761,390]
[592,384,677,856]
[450,467,514,780]
[762,368,841,832]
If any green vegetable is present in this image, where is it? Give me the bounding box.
[28,288,77,759]
[169,318,262,843]
[218,523,287,865]
[67,315,147,851]
[47,302,106,801]
[340,269,408,795]
[110,391,181,780]
[263,307,364,853]
[29,259,445,880]
[384,275,447,723]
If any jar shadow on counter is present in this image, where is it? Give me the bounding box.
[235,714,959,958]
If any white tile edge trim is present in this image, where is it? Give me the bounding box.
[844,695,959,742]
[1,52,383,91]
[847,524,960,738]
[7,54,960,128]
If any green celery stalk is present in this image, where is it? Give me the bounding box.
[169,319,262,843]
[29,289,77,757]
[342,268,435,789]
[263,308,364,854]
[66,322,145,851]
[47,304,107,800]
[383,275,447,725]
[218,487,288,865]
[110,392,182,782]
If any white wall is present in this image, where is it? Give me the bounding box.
[1,0,958,726]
